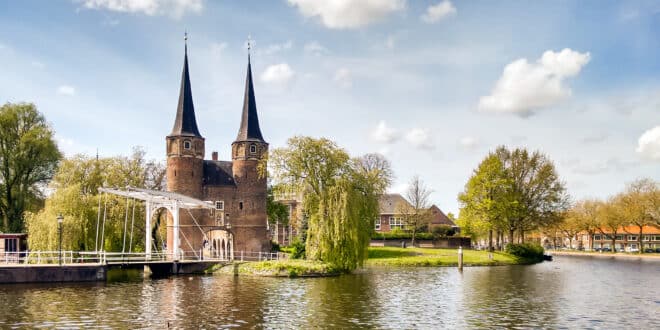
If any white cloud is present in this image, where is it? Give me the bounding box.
[405,127,434,150]
[636,126,660,161]
[371,120,399,143]
[260,63,295,86]
[288,0,405,29]
[76,0,203,18]
[459,136,479,150]
[387,182,409,195]
[334,68,352,88]
[478,48,591,117]
[57,85,76,96]
[421,0,456,23]
[264,40,293,55]
[304,41,327,56]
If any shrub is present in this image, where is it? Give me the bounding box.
[271,241,280,252]
[505,243,544,260]
[289,238,306,259]
[432,225,455,238]
[371,231,434,240]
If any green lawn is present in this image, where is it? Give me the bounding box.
[212,259,340,277]
[366,246,526,267]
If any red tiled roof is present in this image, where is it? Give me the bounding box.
[595,225,660,235]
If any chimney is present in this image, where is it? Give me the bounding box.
[212,151,218,161]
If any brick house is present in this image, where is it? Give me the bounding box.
[375,194,457,233]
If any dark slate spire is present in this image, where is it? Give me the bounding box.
[235,44,265,143]
[170,33,202,137]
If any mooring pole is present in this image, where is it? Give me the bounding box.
[458,246,463,271]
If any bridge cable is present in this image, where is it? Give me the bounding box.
[129,198,136,253]
[100,193,108,253]
[185,208,210,242]
[122,196,129,254]
[95,193,102,252]
[179,230,198,259]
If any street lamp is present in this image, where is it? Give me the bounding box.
[57,214,63,266]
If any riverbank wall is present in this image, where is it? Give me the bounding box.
[0,264,107,284]
[552,251,660,261]
[370,237,471,249]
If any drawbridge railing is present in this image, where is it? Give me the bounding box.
[0,251,286,265]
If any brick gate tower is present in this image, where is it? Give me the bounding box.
[165,35,270,259]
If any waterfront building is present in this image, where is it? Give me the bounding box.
[587,225,660,252]
[375,194,456,233]
[165,38,270,258]
[0,233,27,263]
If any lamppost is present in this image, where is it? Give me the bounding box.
[57,214,63,266]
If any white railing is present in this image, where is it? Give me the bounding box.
[0,250,286,265]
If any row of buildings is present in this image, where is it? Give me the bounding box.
[543,225,660,252]
[271,193,457,245]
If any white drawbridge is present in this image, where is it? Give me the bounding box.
[97,186,215,261]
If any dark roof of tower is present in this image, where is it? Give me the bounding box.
[203,160,235,186]
[234,55,265,143]
[170,40,202,138]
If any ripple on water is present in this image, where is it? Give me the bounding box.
[0,257,658,328]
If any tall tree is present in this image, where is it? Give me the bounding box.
[494,146,568,244]
[458,153,510,251]
[619,178,658,253]
[269,136,389,271]
[0,103,61,232]
[398,175,431,247]
[597,196,626,252]
[25,149,166,252]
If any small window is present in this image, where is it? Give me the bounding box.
[389,217,404,230]
[183,140,191,150]
[250,144,257,154]
[375,219,381,231]
[593,235,601,241]
[215,201,224,211]
[239,202,243,210]
[628,235,637,241]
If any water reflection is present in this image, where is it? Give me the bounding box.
[0,257,657,328]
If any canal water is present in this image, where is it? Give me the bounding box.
[0,256,658,329]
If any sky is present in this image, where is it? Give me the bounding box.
[0,0,659,215]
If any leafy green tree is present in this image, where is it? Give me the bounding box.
[267,187,289,226]
[458,153,509,251]
[25,149,165,252]
[494,146,568,244]
[269,136,390,271]
[596,195,626,252]
[0,103,61,232]
[619,178,658,253]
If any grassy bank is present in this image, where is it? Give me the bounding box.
[366,247,533,267]
[211,259,341,277]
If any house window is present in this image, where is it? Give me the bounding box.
[375,219,381,231]
[389,217,404,230]
[615,235,623,241]
[250,144,257,154]
[183,140,191,150]
[628,235,637,241]
[642,235,650,241]
[593,235,601,241]
[215,201,224,211]
[654,236,660,241]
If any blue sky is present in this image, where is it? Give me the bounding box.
[1,0,659,214]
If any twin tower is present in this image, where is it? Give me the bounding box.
[165,38,270,258]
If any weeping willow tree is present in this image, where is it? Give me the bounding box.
[25,148,166,252]
[270,136,391,271]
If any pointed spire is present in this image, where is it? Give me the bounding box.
[235,37,265,143]
[170,32,202,138]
